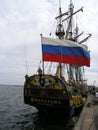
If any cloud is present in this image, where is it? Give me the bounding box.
[0,0,98,85]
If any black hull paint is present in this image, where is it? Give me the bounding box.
[23,74,84,118]
[24,95,70,116]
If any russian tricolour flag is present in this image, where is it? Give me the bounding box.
[42,36,90,67]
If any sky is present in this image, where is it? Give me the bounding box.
[0,0,98,86]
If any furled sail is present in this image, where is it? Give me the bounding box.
[42,36,90,67]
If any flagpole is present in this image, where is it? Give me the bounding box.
[40,34,44,75]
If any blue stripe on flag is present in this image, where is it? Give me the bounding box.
[42,44,90,58]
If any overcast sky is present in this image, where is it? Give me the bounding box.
[0,0,98,86]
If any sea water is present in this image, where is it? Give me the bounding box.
[0,85,73,130]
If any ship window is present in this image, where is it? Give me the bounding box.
[35,78,40,85]
[45,78,49,85]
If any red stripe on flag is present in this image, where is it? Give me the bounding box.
[43,53,90,67]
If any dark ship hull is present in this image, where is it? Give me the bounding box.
[24,92,70,116]
[24,74,70,115]
[24,74,84,116]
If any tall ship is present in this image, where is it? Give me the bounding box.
[24,0,91,116]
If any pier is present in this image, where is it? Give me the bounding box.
[74,94,98,130]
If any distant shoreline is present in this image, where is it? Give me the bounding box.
[0,84,23,87]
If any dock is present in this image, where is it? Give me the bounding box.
[74,94,98,130]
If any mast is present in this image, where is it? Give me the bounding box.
[55,5,65,39]
[65,0,74,40]
[55,0,81,80]
[62,0,83,84]
[55,1,65,78]
[69,1,74,82]
[55,0,91,85]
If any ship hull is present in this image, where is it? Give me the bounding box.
[24,94,70,116]
[24,74,84,117]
